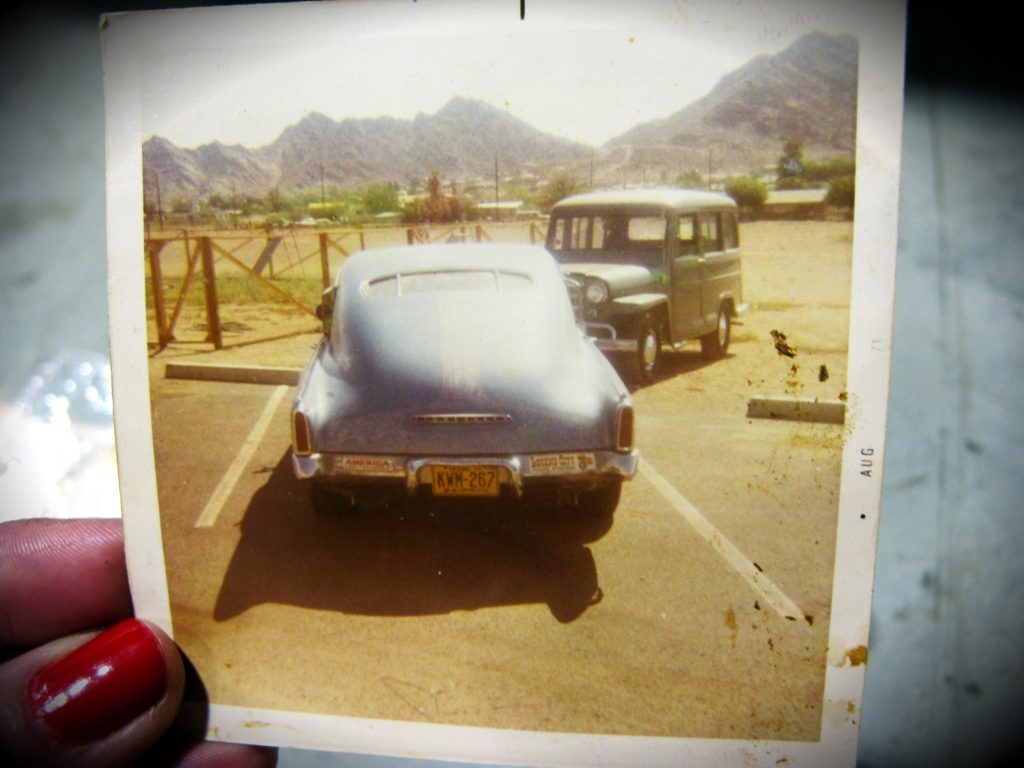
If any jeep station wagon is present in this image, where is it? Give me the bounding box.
[547,189,746,382]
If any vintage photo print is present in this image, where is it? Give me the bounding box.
[102,1,906,764]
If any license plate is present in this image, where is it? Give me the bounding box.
[431,465,500,497]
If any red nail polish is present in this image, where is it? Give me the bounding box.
[28,619,167,743]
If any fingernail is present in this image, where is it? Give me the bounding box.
[29,619,167,743]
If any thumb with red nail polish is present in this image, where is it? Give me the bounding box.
[1,618,184,767]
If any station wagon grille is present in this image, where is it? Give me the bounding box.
[411,413,513,425]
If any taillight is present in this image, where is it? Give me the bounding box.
[616,404,634,452]
[292,411,312,456]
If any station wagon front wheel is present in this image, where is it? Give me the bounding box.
[700,305,731,359]
[631,323,661,383]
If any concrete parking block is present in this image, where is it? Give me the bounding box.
[166,362,301,386]
[746,394,846,424]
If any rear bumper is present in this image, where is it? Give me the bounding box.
[293,448,639,497]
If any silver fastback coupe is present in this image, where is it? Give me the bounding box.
[291,243,639,517]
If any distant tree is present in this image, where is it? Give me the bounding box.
[724,175,768,209]
[805,156,855,182]
[362,183,399,215]
[826,174,856,208]
[265,186,283,212]
[777,138,806,180]
[536,171,582,212]
[459,196,479,221]
[170,197,193,215]
[676,169,704,189]
[427,170,442,199]
[403,171,463,223]
[206,192,230,210]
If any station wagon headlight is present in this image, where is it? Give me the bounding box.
[585,279,609,305]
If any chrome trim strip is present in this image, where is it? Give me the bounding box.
[593,338,638,353]
[411,413,513,425]
[584,322,618,341]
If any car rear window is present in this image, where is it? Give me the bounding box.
[364,270,532,297]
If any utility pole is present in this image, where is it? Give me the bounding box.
[707,149,713,191]
[153,170,164,231]
[494,156,500,223]
[590,148,595,190]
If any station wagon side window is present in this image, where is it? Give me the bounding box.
[722,211,739,249]
[550,212,666,267]
[551,216,591,250]
[625,216,666,251]
[700,213,722,252]
[677,214,698,255]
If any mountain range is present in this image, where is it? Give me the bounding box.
[142,31,858,202]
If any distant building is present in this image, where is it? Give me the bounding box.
[762,189,828,220]
[476,200,525,221]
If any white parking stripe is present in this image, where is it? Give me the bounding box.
[194,385,289,528]
[638,459,806,622]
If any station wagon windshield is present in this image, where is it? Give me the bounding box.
[548,213,667,267]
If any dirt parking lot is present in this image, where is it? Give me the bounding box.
[145,220,852,741]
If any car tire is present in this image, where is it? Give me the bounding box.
[631,320,661,384]
[310,484,354,516]
[700,304,731,359]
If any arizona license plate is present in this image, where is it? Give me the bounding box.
[431,465,500,497]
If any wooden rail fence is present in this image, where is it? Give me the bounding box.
[146,221,547,351]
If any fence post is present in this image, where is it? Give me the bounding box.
[199,236,223,349]
[359,230,366,251]
[147,241,169,348]
[319,232,330,289]
[407,227,415,245]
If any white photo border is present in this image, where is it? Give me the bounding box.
[104,2,907,765]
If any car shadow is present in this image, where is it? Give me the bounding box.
[213,452,608,625]
[609,348,732,390]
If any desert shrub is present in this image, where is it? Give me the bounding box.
[536,172,582,212]
[826,175,856,208]
[676,169,704,189]
[775,176,821,190]
[724,175,768,208]
[805,157,855,182]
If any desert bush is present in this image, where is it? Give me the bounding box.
[725,175,768,208]
[826,175,856,208]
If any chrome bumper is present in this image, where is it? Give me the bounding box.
[293,449,639,497]
[584,322,638,353]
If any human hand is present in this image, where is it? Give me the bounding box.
[0,517,277,767]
